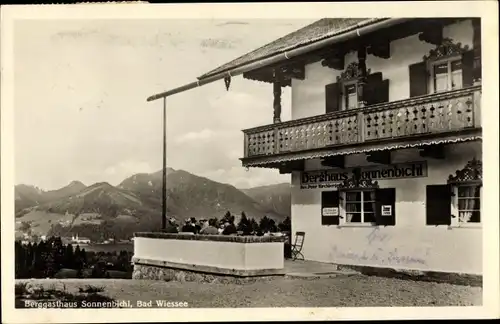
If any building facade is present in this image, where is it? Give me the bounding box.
[198,18,483,275]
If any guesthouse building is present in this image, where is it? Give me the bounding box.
[195,18,483,275]
[146,18,483,277]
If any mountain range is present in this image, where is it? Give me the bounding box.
[14,168,291,240]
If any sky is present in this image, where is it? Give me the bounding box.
[14,18,315,190]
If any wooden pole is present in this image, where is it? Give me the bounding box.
[162,97,167,231]
[273,79,282,123]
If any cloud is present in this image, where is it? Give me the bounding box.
[216,21,250,27]
[14,19,308,190]
[174,129,215,144]
[103,160,154,184]
[52,28,100,40]
[200,38,239,50]
[199,167,290,189]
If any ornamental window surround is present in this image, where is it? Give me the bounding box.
[448,158,482,226]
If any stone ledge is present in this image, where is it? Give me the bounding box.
[134,232,287,243]
[336,264,482,287]
[132,263,283,284]
[132,257,285,278]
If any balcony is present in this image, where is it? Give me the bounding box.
[242,85,482,167]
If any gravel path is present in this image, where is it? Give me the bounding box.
[17,275,481,308]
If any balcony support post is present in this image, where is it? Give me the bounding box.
[273,69,282,124]
[357,46,368,108]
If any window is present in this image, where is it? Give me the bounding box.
[456,185,481,223]
[344,190,376,223]
[344,83,358,110]
[431,58,463,93]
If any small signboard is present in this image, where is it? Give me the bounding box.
[322,207,339,216]
[381,205,392,216]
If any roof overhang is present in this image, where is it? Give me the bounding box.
[146,18,412,102]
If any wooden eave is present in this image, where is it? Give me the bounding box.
[242,18,468,84]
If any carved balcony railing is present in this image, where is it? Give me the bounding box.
[243,85,481,158]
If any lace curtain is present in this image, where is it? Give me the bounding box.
[457,185,481,223]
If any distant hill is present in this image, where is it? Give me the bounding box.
[119,168,286,222]
[15,181,87,213]
[242,183,291,218]
[14,168,289,240]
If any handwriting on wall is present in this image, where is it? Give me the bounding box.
[366,227,389,245]
[331,246,430,266]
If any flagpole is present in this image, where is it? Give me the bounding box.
[162,97,167,231]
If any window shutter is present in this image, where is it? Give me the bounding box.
[461,49,475,87]
[375,188,396,226]
[321,191,340,225]
[426,185,452,225]
[325,82,341,113]
[409,61,428,97]
[365,78,390,106]
[363,73,382,106]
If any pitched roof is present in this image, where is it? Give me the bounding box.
[198,18,382,80]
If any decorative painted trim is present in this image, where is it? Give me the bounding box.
[134,232,287,243]
[336,62,372,83]
[338,172,379,191]
[447,158,482,185]
[423,37,470,62]
[242,134,482,168]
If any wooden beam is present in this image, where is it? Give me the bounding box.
[366,151,392,164]
[418,22,444,45]
[281,63,305,80]
[321,49,345,70]
[279,160,305,174]
[273,73,282,123]
[321,156,345,168]
[367,42,391,59]
[245,19,465,85]
[419,145,446,159]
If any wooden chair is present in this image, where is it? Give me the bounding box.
[291,231,305,261]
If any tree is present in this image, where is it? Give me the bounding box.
[33,240,49,278]
[222,211,232,224]
[249,218,259,234]
[63,244,75,269]
[74,245,85,277]
[278,216,291,233]
[19,221,31,232]
[268,219,277,233]
[259,216,270,233]
[15,241,24,278]
[237,212,252,235]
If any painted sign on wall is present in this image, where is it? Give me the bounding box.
[300,161,428,189]
[322,207,339,216]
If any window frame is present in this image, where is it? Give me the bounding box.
[428,55,463,94]
[342,79,359,111]
[451,184,482,228]
[340,189,377,227]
